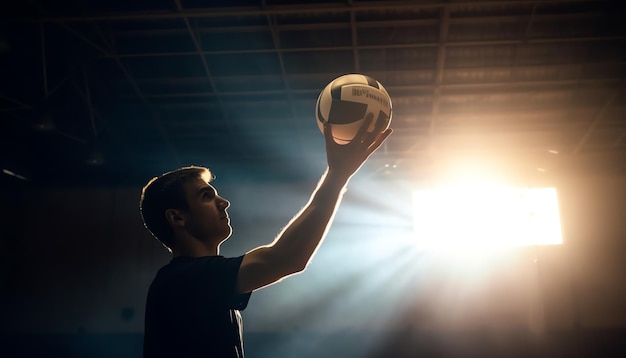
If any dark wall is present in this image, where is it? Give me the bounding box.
[1,174,625,357]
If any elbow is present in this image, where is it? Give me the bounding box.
[294,261,309,274]
[283,258,308,276]
[269,245,313,276]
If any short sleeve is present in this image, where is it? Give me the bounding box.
[215,255,252,310]
[145,255,252,358]
[171,255,252,311]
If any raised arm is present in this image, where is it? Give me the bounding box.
[237,115,392,293]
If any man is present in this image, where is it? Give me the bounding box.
[139,115,392,357]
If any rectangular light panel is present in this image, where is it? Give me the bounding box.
[413,187,563,250]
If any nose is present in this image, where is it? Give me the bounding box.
[218,197,230,209]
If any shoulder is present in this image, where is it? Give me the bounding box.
[160,255,243,274]
[149,255,250,309]
[155,255,245,285]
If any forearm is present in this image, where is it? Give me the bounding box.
[269,168,349,272]
[237,121,391,293]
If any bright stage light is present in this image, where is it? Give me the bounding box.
[412,184,563,252]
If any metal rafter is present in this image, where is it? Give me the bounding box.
[509,3,537,70]
[262,4,306,155]
[57,22,180,164]
[572,85,624,155]
[98,35,626,59]
[105,12,605,37]
[5,0,625,180]
[106,59,624,83]
[118,76,622,100]
[17,0,610,23]
[429,7,450,141]
[77,8,138,160]
[369,5,451,176]
[348,0,360,73]
[174,0,236,139]
[511,4,554,176]
[17,0,146,165]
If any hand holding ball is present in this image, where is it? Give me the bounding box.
[316,74,392,144]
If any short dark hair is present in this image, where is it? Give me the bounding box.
[140,166,213,251]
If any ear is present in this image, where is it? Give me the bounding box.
[165,208,185,228]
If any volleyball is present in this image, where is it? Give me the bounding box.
[316,74,392,144]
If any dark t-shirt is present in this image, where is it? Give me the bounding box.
[143,255,252,358]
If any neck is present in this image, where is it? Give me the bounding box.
[172,235,220,257]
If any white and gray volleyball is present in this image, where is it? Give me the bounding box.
[316,74,392,144]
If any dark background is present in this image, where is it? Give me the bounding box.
[1,1,625,357]
[2,174,625,357]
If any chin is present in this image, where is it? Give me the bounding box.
[219,230,233,243]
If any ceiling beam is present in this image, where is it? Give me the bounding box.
[15,0,610,23]
[106,60,623,84]
[571,85,624,155]
[117,77,623,100]
[263,2,306,155]
[429,7,450,140]
[174,0,235,139]
[348,0,361,73]
[98,35,626,59]
[105,12,604,37]
[57,22,181,165]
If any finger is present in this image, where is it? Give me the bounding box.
[365,128,393,154]
[360,114,388,145]
[323,122,335,145]
[354,113,375,142]
[373,114,389,133]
